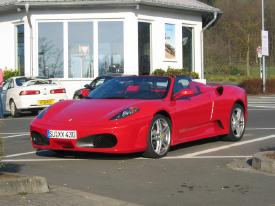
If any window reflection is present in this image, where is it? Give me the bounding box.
[98,21,124,76]
[182,27,193,71]
[68,22,93,78]
[38,22,64,78]
[17,24,24,76]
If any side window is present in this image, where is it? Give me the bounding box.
[2,80,10,91]
[173,77,191,94]
[8,79,14,89]
[95,78,105,88]
[173,77,200,95]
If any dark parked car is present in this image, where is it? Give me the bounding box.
[73,76,113,99]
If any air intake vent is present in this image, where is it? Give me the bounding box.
[77,134,117,148]
[31,131,49,146]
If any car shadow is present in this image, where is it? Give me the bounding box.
[169,136,222,152]
[4,111,37,119]
[36,149,142,160]
[0,163,22,174]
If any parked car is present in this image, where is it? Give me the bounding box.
[73,76,113,99]
[1,76,67,117]
[30,76,247,158]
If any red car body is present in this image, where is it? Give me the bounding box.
[30,76,247,157]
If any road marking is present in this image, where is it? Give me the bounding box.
[249,102,275,104]
[248,105,275,109]
[164,155,252,159]
[2,158,83,162]
[0,132,28,134]
[0,117,35,121]
[259,96,275,99]
[0,133,29,139]
[4,151,38,158]
[246,128,275,130]
[169,134,275,158]
[248,109,275,111]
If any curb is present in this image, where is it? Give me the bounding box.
[252,151,275,174]
[0,173,49,195]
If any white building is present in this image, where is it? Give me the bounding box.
[0,0,220,98]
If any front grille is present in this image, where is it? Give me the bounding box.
[77,134,117,148]
[31,131,49,146]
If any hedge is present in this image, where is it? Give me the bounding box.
[239,78,275,94]
[3,69,19,81]
[152,67,199,79]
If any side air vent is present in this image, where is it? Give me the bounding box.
[216,86,224,96]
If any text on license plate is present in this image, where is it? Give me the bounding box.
[38,99,55,105]
[48,130,77,139]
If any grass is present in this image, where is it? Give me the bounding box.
[205,65,275,83]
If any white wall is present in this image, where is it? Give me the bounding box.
[0,7,204,98]
[137,7,202,76]
[0,13,23,71]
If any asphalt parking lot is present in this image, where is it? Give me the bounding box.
[1,96,275,206]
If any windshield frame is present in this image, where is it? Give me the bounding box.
[88,76,171,100]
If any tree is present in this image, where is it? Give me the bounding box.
[203,0,269,76]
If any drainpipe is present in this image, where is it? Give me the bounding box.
[200,11,218,79]
[25,3,33,77]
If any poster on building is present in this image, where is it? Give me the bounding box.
[165,24,176,59]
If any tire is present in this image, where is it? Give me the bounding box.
[31,110,39,116]
[223,103,245,141]
[143,114,172,158]
[73,94,81,100]
[9,100,20,118]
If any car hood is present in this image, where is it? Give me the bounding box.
[41,99,151,125]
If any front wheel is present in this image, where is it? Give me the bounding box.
[143,114,171,158]
[10,100,20,118]
[223,104,245,141]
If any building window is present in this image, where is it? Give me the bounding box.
[16,24,24,76]
[182,27,193,71]
[68,22,94,78]
[98,21,124,76]
[38,22,64,78]
[138,22,151,75]
[165,24,176,60]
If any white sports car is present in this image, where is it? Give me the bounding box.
[1,76,67,117]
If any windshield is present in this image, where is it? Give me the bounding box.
[15,77,32,86]
[88,76,170,99]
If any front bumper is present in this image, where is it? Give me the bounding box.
[30,117,151,154]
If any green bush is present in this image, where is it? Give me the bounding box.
[3,69,19,81]
[152,69,166,76]
[152,67,199,79]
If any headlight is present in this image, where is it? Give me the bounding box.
[37,106,51,119]
[111,107,140,120]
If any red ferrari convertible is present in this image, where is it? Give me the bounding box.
[30,76,247,158]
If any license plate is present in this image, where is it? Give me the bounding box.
[38,99,55,105]
[48,130,77,139]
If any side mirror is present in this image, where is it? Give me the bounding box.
[173,89,194,100]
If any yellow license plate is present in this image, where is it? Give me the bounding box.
[38,99,55,105]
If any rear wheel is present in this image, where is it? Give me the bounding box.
[10,100,20,118]
[223,104,245,141]
[143,114,171,158]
